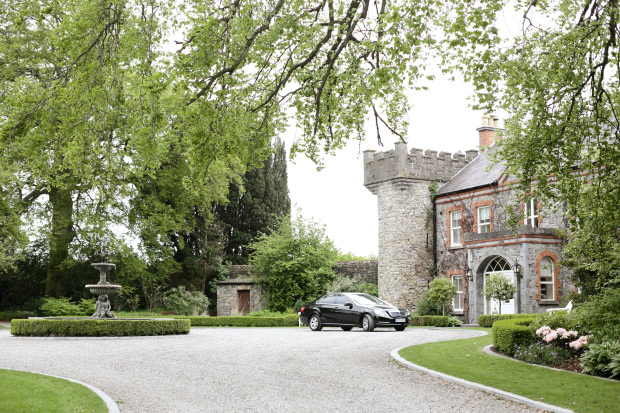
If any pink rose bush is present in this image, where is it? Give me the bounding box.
[536,325,588,352]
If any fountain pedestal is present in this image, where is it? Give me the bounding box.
[86,262,121,319]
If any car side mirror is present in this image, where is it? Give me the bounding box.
[344,302,353,308]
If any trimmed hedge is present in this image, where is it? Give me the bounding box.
[478,313,538,328]
[492,317,536,355]
[410,315,459,327]
[11,318,190,337]
[0,310,37,321]
[175,314,299,327]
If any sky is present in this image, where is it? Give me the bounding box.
[283,72,488,258]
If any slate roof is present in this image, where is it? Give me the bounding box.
[435,147,507,196]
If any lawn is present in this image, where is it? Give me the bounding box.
[399,328,620,413]
[0,369,108,413]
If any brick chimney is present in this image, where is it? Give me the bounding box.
[476,115,501,149]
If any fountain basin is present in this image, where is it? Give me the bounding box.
[85,284,122,296]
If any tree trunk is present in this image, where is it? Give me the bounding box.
[45,186,75,297]
[498,301,502,315]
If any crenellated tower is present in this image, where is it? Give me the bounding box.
[363,141,478,310]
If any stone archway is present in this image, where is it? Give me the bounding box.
[482,256,516,315]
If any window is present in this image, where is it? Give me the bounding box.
[452,275,464,311]
[540,257,554,300]
[477,206,491,233]
[525,198,539,227]
[335,295,351,305]
[450,210,462,247]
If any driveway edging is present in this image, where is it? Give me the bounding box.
[390,344,573,413]
[2,368,119,413]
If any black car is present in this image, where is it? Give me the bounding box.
[299,292,412,332]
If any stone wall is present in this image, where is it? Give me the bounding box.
[333,260,378,284]
[216,279,265,316]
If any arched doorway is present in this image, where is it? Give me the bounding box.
[483,256,516,315]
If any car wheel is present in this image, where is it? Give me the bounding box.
[309,314,322,331]
[341,326,353,331]
[362,314,375,332]
[394,325,406,331]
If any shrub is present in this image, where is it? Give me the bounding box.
[246,309,287,317]
[39,297,91,317]
[163,286,209,316]
[326,274,378,296]
[580,341,620,378]
[410,315,461,327]
[416,294,443,316]
[514,341,573,366]
[572,289,620,343]
[478,313,538,328]
[483,273,516,315]
[427,278,456,316]
[177,314,299,327]
[11,319,190,336]
[529,312,580,332]
[492,317,536,355]
[0,310,37,321]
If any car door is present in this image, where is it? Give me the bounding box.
[317,295,337,323]
[333,294,358,325]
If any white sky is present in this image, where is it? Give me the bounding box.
[283,72,487,257]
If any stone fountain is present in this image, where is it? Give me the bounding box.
[85,236,122,318]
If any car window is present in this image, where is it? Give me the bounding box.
[335,295,351,305]
[349,294,388,306]
[317,295,336,304]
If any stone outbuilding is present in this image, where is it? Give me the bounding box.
[216,278,265,316]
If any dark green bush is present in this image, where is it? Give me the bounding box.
[478,313,538,328]
[529,312,580,332]
[572,289,620,343]
[0,310,37,321]
[39,297,93,317]
[410,315,460,327]
[176,314,299,327]
[11,318,190,336]
[492,317,536,355]
[415,294,443,316]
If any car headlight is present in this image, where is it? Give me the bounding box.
[374,309,389,318]
[403,309,410,316]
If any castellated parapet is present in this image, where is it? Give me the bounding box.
[364,141,478,310]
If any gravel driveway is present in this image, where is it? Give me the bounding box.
[0,327,538,412]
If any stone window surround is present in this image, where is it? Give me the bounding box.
[446,205,464,249]
[446,269,466,315]
[472,200,494,233]
[535,250,561,302]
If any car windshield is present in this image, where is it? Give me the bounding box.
[349,294,388,306]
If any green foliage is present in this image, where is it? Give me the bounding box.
[337,252,378,261]
[293,299,305,313]
[11,319,190,337]
[492,318,536,355]
[0,310,37,321]
[580,341,620,378]
[216,138,291,265]
[163,286,209,316]
[325,274,378,296]
[513,342,573,366]
[249,214,339,312]
[529,312,580,333]
[483,273,516,315]
[415,294,444,316]
[427,277,456,316]
[409,315,461,327]
[478,314,538,328]
[39,297,91,317]
[176,315,299,327]
[571,289,620,343]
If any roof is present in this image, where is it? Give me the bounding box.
[435,147,507,196]
[216,278,256,285]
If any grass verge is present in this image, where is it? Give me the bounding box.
[398,328,620,412]
[0,369,107,412]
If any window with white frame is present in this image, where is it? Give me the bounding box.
[539,257,555,300]
[477,206,491,233]
[524,198,539,227]
[452,275,464,311]
[450,210,462,247]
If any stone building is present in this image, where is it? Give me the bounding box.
[364,116,574,323]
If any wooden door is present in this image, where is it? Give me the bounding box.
[237,290,250,315]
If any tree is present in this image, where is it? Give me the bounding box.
[483,273,516,315]
[248,214,339,312]
[427,277,456,316]
[443,0,620,290]
[216,138,291,265]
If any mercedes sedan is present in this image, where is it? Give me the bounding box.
[299,292,411,332]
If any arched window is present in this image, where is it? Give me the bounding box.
[539,257,555,301]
